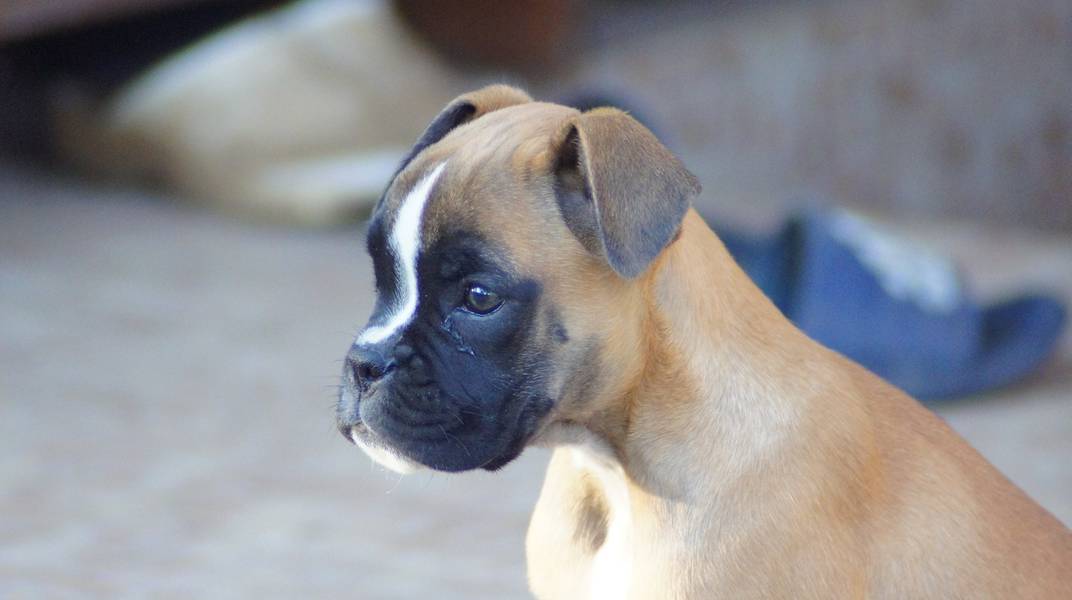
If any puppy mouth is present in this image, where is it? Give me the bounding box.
[338,382,488,472]
[337,383,424,473]
[338,379,551,473]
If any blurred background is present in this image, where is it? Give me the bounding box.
[1,0,1069,597]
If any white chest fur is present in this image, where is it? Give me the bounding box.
[571,446,633,600]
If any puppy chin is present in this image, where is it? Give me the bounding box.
[350,427,424,474]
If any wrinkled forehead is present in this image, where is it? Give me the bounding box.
[370,103,577,255]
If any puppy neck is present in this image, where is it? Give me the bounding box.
[595,209,820,498]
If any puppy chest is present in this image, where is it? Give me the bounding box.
[528,450,641,600]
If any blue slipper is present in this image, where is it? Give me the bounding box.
[714,209,1067,400]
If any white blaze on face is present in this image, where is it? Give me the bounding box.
[358,162,447,345]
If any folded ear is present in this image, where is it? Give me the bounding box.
[553,108,700,278]
[395,84,533,176]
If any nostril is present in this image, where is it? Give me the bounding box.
[355,360,378,383]
[351,357,395,385]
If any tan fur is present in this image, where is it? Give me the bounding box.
[524,212,1072,599]
[407,87,1072,598]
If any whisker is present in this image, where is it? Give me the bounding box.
[421,472,435,490]
[439,424,472,458]
[386,470,406,493]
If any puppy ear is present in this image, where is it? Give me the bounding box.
[396,84,533,175]
[553,108,700,278]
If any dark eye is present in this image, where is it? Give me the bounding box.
[463,284,503,315]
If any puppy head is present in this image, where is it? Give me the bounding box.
[337,85,700,472]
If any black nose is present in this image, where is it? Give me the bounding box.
[347,345,396,387]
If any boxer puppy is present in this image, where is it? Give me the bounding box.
[336,85,1071,598]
